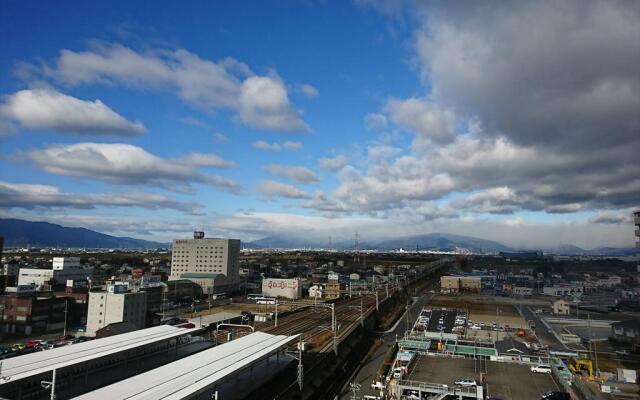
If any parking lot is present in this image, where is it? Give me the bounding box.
[413,308,466,334]
[406,355,560,399]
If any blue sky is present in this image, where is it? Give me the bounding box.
[1,1,638,248]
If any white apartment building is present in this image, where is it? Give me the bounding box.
[169,232,241,289]
[85,284,147,336]
[18,257,93,289]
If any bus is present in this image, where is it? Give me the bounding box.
[247,293,264,302]
[256,297,276,305]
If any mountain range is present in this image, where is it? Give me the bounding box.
[1,218,638,255]
[0,218,164,249]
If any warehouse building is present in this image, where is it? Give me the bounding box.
[18,257,93,290]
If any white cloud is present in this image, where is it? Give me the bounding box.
[32,43,309,132]
[0,89,145,136]
[282,141,303,151]
[252,140,303,151]
[263,164,319,184]
[213,132,229,142]
[22,143,240,191]
[384,97,455,147]
[256,180,311,199]
[0,181,203,215]
[319,154,347,171]
[589,210,634,225]
[239,75,309,132]
[295,83,319,98]
[364,113,387,130]
[179,116,207,127]
[176,153,236,168]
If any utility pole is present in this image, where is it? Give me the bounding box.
[360,297,364,327]
[333,303,337,332]
[275,299,278,327]
[62,299,68,338]
[375,291,379,312]
[297,336,304,390]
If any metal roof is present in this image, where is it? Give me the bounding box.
[188,312,241,328]
[0,325,199,384]
[73,331,299,400]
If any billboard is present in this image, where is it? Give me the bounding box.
[262,278,302,299]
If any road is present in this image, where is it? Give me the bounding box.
[339,292,435,400]
[520,305,565,350]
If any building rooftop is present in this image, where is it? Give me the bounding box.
[179,272,224,279]
[0,325,199,384]
[73,331,299,400]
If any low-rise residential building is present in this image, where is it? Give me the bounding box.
[85,284,147,336]
[325,281,341,300]
[553,299,571,315]
[612,320,640,349]
[440,276,460,293]
[0,285,70,335]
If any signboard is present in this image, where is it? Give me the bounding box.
[265,279,299,290]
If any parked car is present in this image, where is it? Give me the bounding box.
[531,365,552,374]
[393,367,404,379]
[541,391,570,400]
[615,350,630,356]
[454,378,477,387]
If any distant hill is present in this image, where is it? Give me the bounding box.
[368,233,514,253]
[243,234,326,250]
[246,232,515,253]
[0,218,164,249]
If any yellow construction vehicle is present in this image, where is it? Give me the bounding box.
[568,357,594,380]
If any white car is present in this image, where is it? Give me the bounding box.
[470,325,482,330]
[455,378,477,387]
[531,365,552,374]
[393,367,404,379]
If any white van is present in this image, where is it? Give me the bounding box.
[531,364,552,373]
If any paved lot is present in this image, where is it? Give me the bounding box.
[407,355,559,400]
[424,309,460,333]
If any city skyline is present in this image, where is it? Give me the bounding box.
[1,1,639,248]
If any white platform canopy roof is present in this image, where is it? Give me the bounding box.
[73,331,299,400]
[0,325,199,384]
